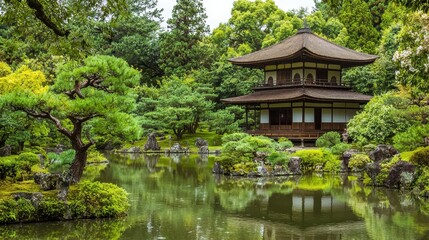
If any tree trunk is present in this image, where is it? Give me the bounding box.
[69,148,88,184]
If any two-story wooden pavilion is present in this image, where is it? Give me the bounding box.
[221,27,377,142]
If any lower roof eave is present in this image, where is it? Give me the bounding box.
[221,96,371,105]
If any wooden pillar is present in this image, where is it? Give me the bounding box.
[254,106,257,130]
[245,105,249,130]
[331,102,334,130]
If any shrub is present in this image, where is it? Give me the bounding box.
[37,198,66,220]
[0,199,17,223]
[330,143,351,155]
[0,158,18,180]
[316,132,341,148]
[267,152,290,167]
[17,152,40,174]
[69,181,129,218]
[393,124,429,152]
[349,154,371,171]
[16,198,36,222]
[324,158,341,172]
[276,137,293,150]
[410,147,429,167]
[293,149,336,172]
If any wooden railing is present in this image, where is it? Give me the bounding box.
[257,78,351,88]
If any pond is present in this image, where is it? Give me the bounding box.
[2,153,429,240]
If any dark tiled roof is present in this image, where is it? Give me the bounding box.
[229,28,378,68]
[221,87,372,104]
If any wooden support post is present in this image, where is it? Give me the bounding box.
[245,105,249,130]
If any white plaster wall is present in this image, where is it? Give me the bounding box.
[305,108,314,123]
[333,109,346,123]
[292,69,302,83]
[304,69,316,81]
[328,70,341,84]
[322,109,332,123]
[293,108,302,122]
[270,103,291,108]
[260,110,269,124]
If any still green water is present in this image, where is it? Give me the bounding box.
[2,153,429,240]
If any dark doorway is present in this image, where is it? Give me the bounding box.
[270,108,292,126]
[315,108,322,130]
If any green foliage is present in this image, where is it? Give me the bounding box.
[70,181,129,218]
[393,125,429,152]
[16,152,40,174]
[37,198,66,220]
[47,150,75,173]
[349,154,371,170]
[409,147,429,167]
[348,93,414,145]
[339,0,379,53]
[159,0,209,76]
[0,158,18,180]
[293,148,336,172]
[316,131,341,148]
[0,199,17,223]
[267,152,290,167]
[330,143,351,155]
[276,137,293,150]
[16,198,36,222]
[208,108,242,134]
[324,158,341,172]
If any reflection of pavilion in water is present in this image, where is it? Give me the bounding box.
[227,189,366,238]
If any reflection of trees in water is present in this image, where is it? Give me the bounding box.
[0,219,127,239]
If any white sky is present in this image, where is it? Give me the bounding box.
[157,0,316,30]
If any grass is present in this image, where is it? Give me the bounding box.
[123,130,223,152]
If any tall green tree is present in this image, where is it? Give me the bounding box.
[339,0,379,53]
[159,0,209,76]
[1,56,141,183]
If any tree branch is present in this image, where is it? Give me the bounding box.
[26,0,70,37]
[22,108,72,138]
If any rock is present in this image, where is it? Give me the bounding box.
[198,145,209,154]
[33,172,62,190]
[128,146,141,153]
[0,145,11,157]
[288,156,302,175]
[212,161,223,174]
[369,145,399,162]
[195,138,208,148]
[144,133,161,151]
[254,151,268,162]
[170,143,182,153]
[12,192,44,207]
[384,161,416,189]
[366,162,381,186]
[257,163,268,176]
[342,149,360,171]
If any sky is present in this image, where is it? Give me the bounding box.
[157,0,316,30]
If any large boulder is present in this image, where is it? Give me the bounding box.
[342,149,360,171]
[288,156,302,175]
[195,138,208,148]
[366,162,381,186]
[33,173,62,190]
[128,146,141,153]
[369,145,399,162]
[198,145,209,154]
[0,145,11,157]
[170,143,182,153]
[144,133,161,151]
[384,161,416,189]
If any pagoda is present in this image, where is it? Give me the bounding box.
[221,27,377,143]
